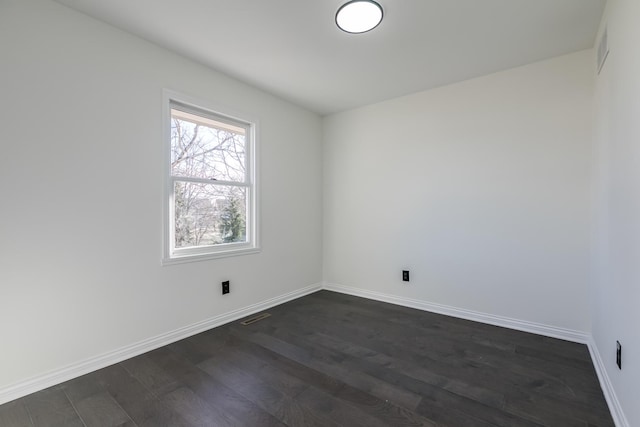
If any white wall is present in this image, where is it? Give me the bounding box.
[592,0,640,425]
[324,51,594,332]
[0,0,322,390]
[3,1,633,421]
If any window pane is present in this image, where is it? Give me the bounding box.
[171,108,246,182]
[174,181,247,249]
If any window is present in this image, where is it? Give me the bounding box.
[163,91,258,264]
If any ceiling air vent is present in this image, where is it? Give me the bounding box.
[597,27,609,74]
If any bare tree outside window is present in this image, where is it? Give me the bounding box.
[170,107,247,249]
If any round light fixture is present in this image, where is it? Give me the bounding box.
[336,0,383,34]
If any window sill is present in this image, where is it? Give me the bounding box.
[161,247,261,266]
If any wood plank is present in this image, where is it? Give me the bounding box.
[233,331,438,426]
[23,386,84,427]
[0,399,33,427]
[177,369,286,427]
[160,386,234,427]
[198,353,337,427]
[65,363,191,427]
[0,290,614,427]
[73,391,133,427]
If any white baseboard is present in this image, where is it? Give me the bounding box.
[587,337,629,427]
[323,282,589,343]
[323,282,630,426]
[1,281,627,427]
[0,283,322,406]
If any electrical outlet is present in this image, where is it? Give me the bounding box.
[616,341,622,369]
[402,270,410,282]
[222,280,230,295]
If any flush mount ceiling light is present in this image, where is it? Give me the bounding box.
[336,0,383,34]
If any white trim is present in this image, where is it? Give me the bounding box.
[161,89,260,264]
[2,281,626,426]
[323,282,589,343]
[587,337,629,427]
[161,247,261,266]
[323,282,629,425]
[0,283,322,406]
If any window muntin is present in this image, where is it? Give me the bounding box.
[164,95,258,263]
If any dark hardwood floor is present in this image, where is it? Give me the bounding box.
[0,291,614,426]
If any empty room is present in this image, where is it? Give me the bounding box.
[0,0,637,426]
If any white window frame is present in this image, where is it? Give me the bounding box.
[162,90,259,265]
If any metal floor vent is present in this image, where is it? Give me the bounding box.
[240,312,271,325]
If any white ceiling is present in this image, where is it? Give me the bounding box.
[54,0,605,115]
